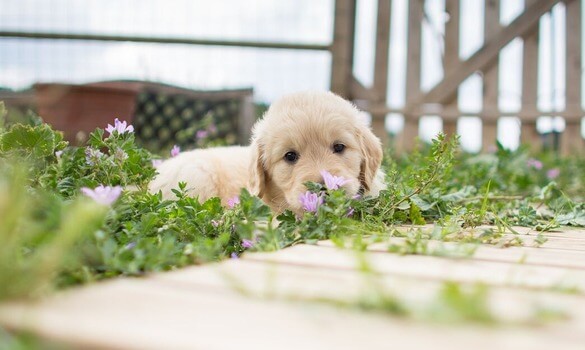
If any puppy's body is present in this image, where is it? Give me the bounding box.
[149,91,386,214]
[149,146,251,204]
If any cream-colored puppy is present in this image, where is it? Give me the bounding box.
[149,91,385,214]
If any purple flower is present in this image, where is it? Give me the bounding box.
[547,168,560,180]
[170,145,181,157]
[196,130,209,139]
[320,170,350,190]
[352,194,362,200]
[227,196,240,208]
[81,185,122,205]
[151,159,163,168]
[299,191,323,212]
[346,207,355,217]
[114,148,128,163]
[231,252,239,259]
[55,150,63,159]
[208,124,217,133]
[124,242,136,250]
[85,148,105,166]
[105,118,134,136]
[242,239,254,249]
[211,220,220,227]
[526,158,543,170]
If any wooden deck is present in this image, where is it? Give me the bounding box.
[1,225,585,349]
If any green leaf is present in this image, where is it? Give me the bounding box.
[0,123,65,159]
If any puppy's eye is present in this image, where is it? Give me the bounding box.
[333,143,346,154]
[284,151,299,163]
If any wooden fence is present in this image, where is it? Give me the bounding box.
[1,0,584,154]
[331,0,584,154]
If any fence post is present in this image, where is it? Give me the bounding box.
[482,0,500,152]
[519,0,542,153]
[330,0,357,98]
[562,0,584,155]
[443,0,460,137]
[399,0,423,152]
[372,0,392,146]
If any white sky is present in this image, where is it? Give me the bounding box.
[0,0,582,150]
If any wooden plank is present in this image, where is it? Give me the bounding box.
[371,0,392,145]
[397,0,423,152]
[249,244,585,291]
[330,0,358,98]
[520,0,542,152]
[320,238,585,269]
[382,224,585,240]
[1,226,584,349]
[407,0,569,108]
[442,0,460,137]
[2,272,585,350]
[562,0,585,155]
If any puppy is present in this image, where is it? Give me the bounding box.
[148,91,385,214]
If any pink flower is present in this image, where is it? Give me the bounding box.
[526,158,543,170]
[346,207,355,217]
[320,170,350,190]
[231,252,239,259]
[114,148,128,162]
[170,145,181,157]
[196,130,209,139]
[85,148,104,166]
[151,159,163,168]
[227,196,240,208]
[105,118,134,136]
[547,168,560,180]
[208,124,217,133]
[299,191,323,212]
[242,239,254,249]
[81,185,122,205]
[211,220,220,227]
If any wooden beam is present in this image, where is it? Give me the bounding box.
[371,0,393,145]
[0,31,330,51]
[562,0,584,155]
[564,0,583,118]
[519,0,542,152]
[443,0,461,137]
[330,0,358,98]
[482,0,501,152]
[407,0,569,108]
[349,76,377,101]
[398,0,424,152]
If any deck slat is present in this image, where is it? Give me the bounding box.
[1,226,584,349]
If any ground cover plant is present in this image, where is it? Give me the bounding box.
[0,101,584,330]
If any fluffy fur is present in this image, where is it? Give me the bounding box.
[148,91,385,214]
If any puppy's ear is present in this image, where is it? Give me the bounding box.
[358,125,383,192]
[249,140,267,198]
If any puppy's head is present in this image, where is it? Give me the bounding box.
[249,91,383,214]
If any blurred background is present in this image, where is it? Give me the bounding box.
[0,0,584,154]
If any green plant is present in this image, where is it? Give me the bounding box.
[0,109,583,304]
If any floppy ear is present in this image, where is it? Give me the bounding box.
[248,139,267,198]
[358,125,383,192]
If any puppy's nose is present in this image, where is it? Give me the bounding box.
[304,175,325,188]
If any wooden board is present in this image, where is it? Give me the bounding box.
[1,225,585,349]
